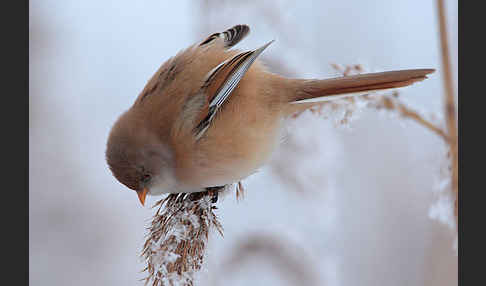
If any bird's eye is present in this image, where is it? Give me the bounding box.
[142,174,151,183]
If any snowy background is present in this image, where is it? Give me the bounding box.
[29,1,457,285]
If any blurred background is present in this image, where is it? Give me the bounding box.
[29,0,458,285]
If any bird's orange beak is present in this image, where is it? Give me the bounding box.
[137,187,148,206]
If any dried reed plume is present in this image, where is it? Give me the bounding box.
[141,187,225,286]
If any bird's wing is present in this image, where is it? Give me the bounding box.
[200,24,250,48]
[191,40,274,140]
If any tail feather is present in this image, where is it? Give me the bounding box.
[289,69,435,104]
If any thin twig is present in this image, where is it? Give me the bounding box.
[378,95,450,142]
[437,0,458,225]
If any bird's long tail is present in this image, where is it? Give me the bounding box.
[284,68,434,114]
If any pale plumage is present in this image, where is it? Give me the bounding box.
[106,24,434,205]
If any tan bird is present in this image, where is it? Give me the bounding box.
[106,24,434,205]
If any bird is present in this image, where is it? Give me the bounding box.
[106,24,434,206]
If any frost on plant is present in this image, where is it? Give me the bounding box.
[292,64,457,250]
[429,151,455,229]
[141,187,225,286]
[429,149,458,254]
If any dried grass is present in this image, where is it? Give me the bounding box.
[141,187,225,286]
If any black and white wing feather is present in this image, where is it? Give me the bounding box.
[193,40,274,140]
[200,24,250,48]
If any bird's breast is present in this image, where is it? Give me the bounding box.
[178,108,284,188]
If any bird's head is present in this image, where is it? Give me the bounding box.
[105,112,178,205]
